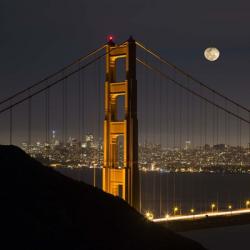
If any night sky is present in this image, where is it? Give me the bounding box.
[0,0,249,145]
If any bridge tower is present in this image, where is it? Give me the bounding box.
[102,37,139,210]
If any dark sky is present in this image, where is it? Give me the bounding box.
[0,0,249,146]
[0,0,249,106]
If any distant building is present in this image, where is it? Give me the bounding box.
[85,134,94,148]
[184,141,191,150]
[68,137,78,147]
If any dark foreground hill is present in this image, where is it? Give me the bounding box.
[0,145,205,250]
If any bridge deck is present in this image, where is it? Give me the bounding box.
[153,208,250,223]
[154,209,250,232]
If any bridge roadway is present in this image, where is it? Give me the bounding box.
[153,208,250,223]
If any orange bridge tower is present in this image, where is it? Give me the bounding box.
[102,37,139,210]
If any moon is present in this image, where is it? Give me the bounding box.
[204,47,220,61]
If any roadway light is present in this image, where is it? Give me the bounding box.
[173,207,178,215]
[211,203,216,212]
[165,214,170,219]
[228,204,232,215]
[190,208,195,219]
[246,200,250,208]
[145,211,154,220]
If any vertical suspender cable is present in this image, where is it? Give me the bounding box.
[179,85,183,214]
[62,73,65,145]
[81,70,86,160]
[45,81,49,159]
[249,112,250,154]
[237,107,240,169]
[140,49,147,213]
[62,72,65,145]
[191,83,195,211]
[47,83,50,148]
[9,101,12,145]
[145,55,149,212]
[204,99,208,211]
[45,83,47,144]
[165,73,169,215]
[186,80,189,146]
[216,106,219,147]
[224,100,227,147]
[62,75,68,146]
[152,69,156,214]
[93,62,97,187]
[78,62,81,145]
[239,110,242,167]
[224,100,227,209]
[212,93,215,147]
[159,67,162,217]
[28,95,32,151]
[173,71,176,213]
[188,79,194,211]
[97,59,101,187]
[65,77,68,146]
[199,86,203,212]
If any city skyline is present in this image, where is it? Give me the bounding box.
[21,131,250,174]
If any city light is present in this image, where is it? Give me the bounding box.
[228,204,232,210]
[190,208,195,214]
[21,134,250,175]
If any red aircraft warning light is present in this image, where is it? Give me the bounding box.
[107,35,115,45]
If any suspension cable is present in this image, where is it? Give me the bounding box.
[28,95,31,148]
[9,103,12,145]
[0,42,127,116]
[0,45,106,107]
[136,40,250,114]
[136,58,250,124]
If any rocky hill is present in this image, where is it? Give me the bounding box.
[0,145,205,250]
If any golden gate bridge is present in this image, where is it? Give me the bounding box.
[0,36,249,222]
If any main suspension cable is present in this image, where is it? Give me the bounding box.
[0,45,106,107]
[136,41,250,114]
[0,41,127,115]
[136,58,250,124]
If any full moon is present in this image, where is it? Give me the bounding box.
[204,47,220,61]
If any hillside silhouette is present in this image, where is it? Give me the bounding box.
[0,145,205,250]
